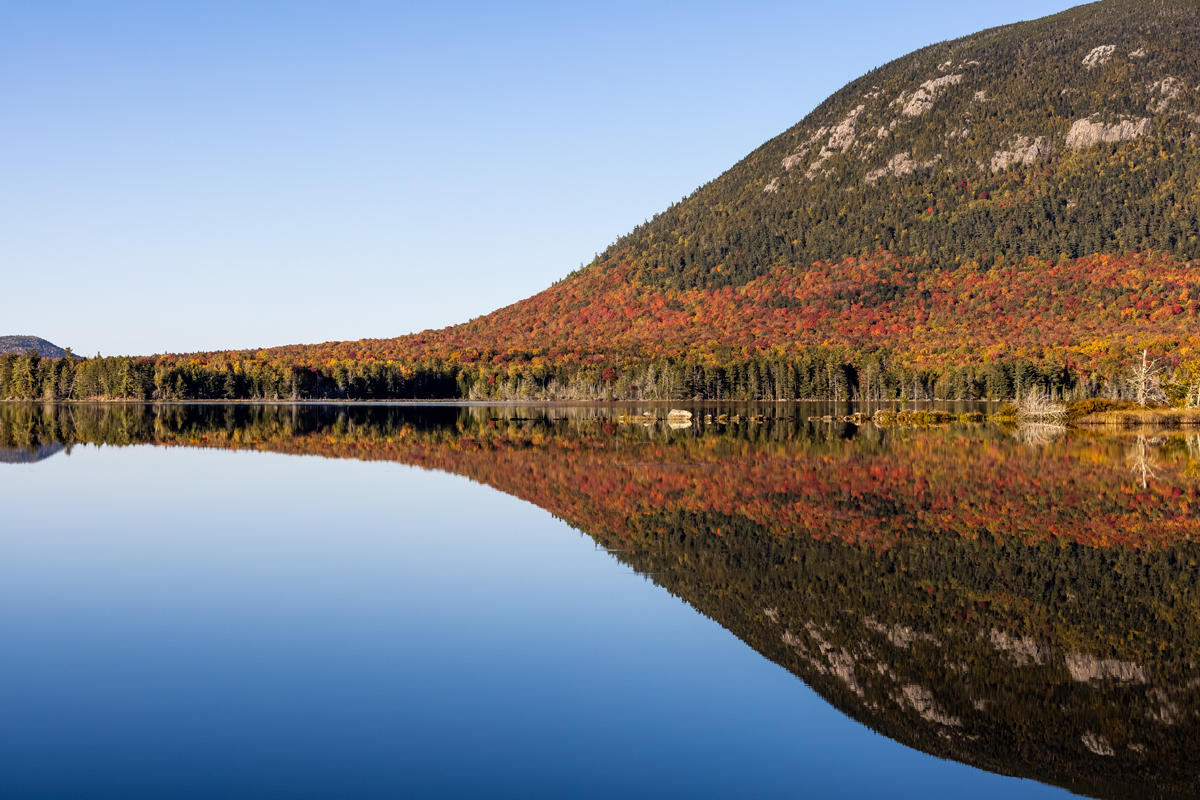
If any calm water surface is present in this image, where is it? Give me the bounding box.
[1,403,1196,799]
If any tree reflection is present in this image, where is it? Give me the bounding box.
[1127,435,1161,489]
[3,402,1200,798]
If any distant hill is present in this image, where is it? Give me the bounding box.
[0,336,69,358]
[0,443,65,464]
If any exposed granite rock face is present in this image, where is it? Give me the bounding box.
[781,126,830,171]
[780,153,804,171]
[1065,116,1152,148]
[780,106,871,178]
[864,151,940,184]
[1151,76,1184,113]
[990,135,1055,172]
[1082,44,1116,70]
[806,105,867,177]
[601,0,1200,297]
[900,74,963,117]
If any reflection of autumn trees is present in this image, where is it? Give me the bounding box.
[1127,436,1160,490]
[418,429,1198,552]
[4,403,1199,553]
[5,402,1200,797]
[8,401,1199,655]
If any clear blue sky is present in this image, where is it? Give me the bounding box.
[1,0,1078,356]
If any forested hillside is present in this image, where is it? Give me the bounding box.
[7,0,1200,402]
[608,0,1200,290]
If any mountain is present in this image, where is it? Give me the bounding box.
[599,0,1200,292]
[6,0,1200,402]
[253,0,1200,391]
[0,336,69,358]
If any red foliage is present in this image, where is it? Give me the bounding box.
[233,250,1200,376]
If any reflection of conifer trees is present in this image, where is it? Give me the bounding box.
[4,402,1200,796]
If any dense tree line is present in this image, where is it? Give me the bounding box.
[0,350,457,402]
[0,346,1131,402]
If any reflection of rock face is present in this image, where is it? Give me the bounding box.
[1065,653,1148,685]
[988,629,1051,666]
[754,574,1197,796]
[6,402,1200,798]
[629,525,1200,800]
[901,684,961,728]
[0,443,64,464]
[866,618,936,650]
[1082,731,1115,756]
[731,560,1200,798]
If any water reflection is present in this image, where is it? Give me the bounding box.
[3,402,1199,799]
[0,442,63,464]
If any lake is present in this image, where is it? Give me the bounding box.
[1,403,1196,799]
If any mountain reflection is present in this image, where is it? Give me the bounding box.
[4,402,1199,799]
[0,441,64,463]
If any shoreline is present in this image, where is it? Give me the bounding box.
[1075,408,1200,428]
[0,398,1005,407]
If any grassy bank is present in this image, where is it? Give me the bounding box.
[1075,407,1200,427]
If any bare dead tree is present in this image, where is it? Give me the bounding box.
[1016,387,1067,422]
[1183,366,1200,409]
[1127,349,1166,407]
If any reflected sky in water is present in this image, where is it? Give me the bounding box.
[0,406,1112,798]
